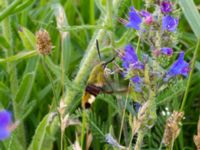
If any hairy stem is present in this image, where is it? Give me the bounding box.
[81,110,87,149]
[134,131,144,150]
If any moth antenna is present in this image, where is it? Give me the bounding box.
[103,55,116,67]
[96,39,102,61]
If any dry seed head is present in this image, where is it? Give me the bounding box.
[36,29,52,55]
[47,112,57,124]
[136,99,157,130]
[57,99,67,116]
[163,111,184,146]
[132,116,141,136]
[194,117,200,150]
[60,114,80,132]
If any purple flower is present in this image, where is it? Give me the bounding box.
[121,45,144,92]
[126,7,142,30]
[140,10,153,25]
[131,75,142,92]
[131,75,141,83]
[134,102,141,112]
[164,52,189,81]
[0,110,12,140]
[122,44,144,70]
[160,1,172,14]
[162,15,178,32]
[161,47,173,56]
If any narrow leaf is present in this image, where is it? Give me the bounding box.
[179,0,200,38]
[18,26,36,50]
[28,114,58,150]
[15,73,35,106]
[0,50,37,63]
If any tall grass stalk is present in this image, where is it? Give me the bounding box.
[180,39,200,111]
[118,82,130,142]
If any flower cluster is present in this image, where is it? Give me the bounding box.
[118,1,190,137]
[120,0,189,86]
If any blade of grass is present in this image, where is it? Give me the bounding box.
[179,0,200,38]
[0,0,21,22]
[0,51,37,63]
[180,39,200,111]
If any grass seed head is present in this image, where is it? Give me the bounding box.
[36,29,52,55]
[163,111,184,146]
[194,117,200,150]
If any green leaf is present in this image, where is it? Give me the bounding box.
[0,0,21,22]
[0,50,37,63]
[12,0,35,14]
[0,82,11,107]
[3,132,24,150]
[28,114,58,150]
[21,100,37,120]
[18,26,36,50]
[15,72,35,105]
[53,3,72,74]
[0,35,10,49]
[179,0,200,38]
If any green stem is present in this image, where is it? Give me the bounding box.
[128,130,135,149]
[81,110,87,150]
[0,0,21,22]
[41,56,65,150]
[61,132,64,150]
[136,36,141,59]
[166,138,175,150]
[134,131,144,150]
[118,82,130,142]
[180,39,200,111]
[90,0,95,25]
[41,56,59,109]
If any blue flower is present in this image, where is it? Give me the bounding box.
[131,75,141,83]
[122,44,144,70]
[164,52,189,81]
[134,102,141,112]
[126,7,142,30]
[131,75,142,92]
[161,1,172,14]
[121,44,144,92]
[162,15,178,32]
[105,133,124,149]
[0,110,12,140]
[161,47,173,56]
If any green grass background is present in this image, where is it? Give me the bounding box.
[0,0,200,149]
